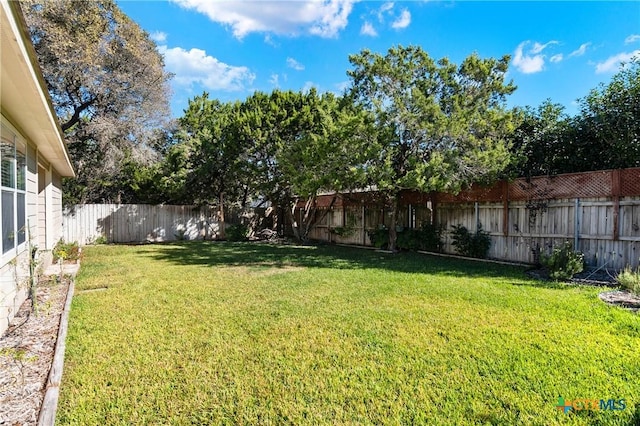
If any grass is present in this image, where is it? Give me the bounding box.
[58,242,640,425]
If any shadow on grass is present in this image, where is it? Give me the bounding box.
[134,241,544,282]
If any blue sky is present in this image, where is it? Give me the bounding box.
[117,1,640,118]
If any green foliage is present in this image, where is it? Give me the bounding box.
[226,224,249,242]
[52,239,81,263]
[509,57,640,177]
[23,0,173,205]
[617,266,640,295]
[368,223,443,252]
[450,224,491,259]
[367,227,389,249]
[347,45,516,250]
[93,235,108,245]
[541,242,584,281]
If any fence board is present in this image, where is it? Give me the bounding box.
[63,204,227,245]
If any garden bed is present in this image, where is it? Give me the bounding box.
[0,277,71,425]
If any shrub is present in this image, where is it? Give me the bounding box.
[93,235,108,245]
[450,224,491,258]
[52,239,81,263]
[367,223,443,252]
[616,266,640,295]
[367,227,389,249]
[226,224,249,242]
[541,242,584,281]
[416,223,444,252]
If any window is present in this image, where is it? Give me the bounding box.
[0,123,27,256]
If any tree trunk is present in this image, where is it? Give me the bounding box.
[388,195,400,252]
[285,205,301,241]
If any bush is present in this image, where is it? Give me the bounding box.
[450,224,491,258]
[616,266,640,295]
[541,242,584,281]
[226,224,249,242]
[367,227,389,249]
[367,223,443,251]
[52,239,81,263]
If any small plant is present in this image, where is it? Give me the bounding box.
[331,224,356,238]
[616,265,640,295]
[541,241,584,281]
[226,224,249,242]
[367,226,389,249]
[368,223,444,251]
[52,239,81,263]
[450,224,491,259]
[94,235,108,245]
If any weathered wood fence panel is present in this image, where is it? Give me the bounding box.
[63,204,223,245]
[298,196,640,270]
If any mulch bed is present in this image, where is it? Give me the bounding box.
[0,278,70,426]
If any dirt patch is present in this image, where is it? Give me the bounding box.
[598,290,640,313]
[0,278,71,425]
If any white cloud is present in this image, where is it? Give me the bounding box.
[625,34,640,44]
[378,2,394,21]
[569,42,591,57]
[512,41,552,74]
[550,54,563,63]
[302,81,319,92]
[286,57,305,71]
[171,0,355,39]
[334,80,350,93]
[158,45,255,91]
[595,50,640,74]
[360,21,378,37]
[391,9,411,29]
[150,31,167,43]
[269,73,280,87]
[531,40,558,54]
[264,34,279,47]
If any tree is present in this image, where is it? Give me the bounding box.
[347,45,516,251]
[509,57,640,176]
[236,89,372,240]
[509,100,573,177]
[167,94,252,237]
[575,56,640,170]
[22,0,173,204]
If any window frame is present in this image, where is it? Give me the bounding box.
[0,119,29,266]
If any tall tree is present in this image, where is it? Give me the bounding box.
[168,94,252,237]
[237,89,372,240]
[509,100,573,178]
[575,56,640,170]
[347,45,516,251]
[22,0,173,204]
[509,57,640,177]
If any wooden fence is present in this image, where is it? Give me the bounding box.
[296,168,640,271]
[63,168,640,270]
[63,204,260,245]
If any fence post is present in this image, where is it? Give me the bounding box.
[574,198,580,250]
[612,169,621,241]
[474,202,479,232]
[362,205,366,246]
[502,180,509,237]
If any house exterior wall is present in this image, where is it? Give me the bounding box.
[0,115,66,334]
[1,0,74,335]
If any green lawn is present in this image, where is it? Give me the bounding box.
[58,242,640,425]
